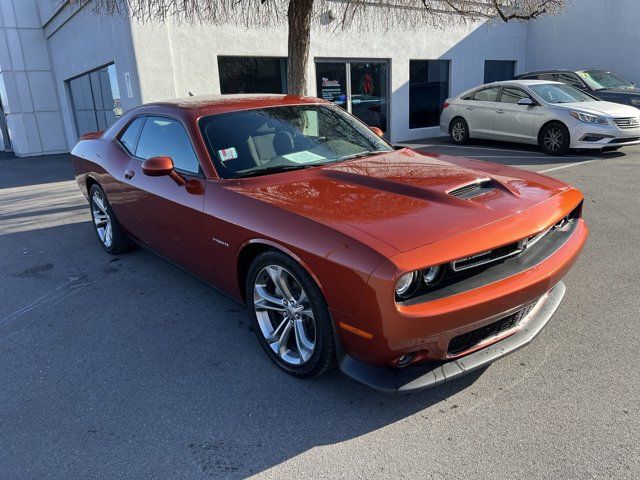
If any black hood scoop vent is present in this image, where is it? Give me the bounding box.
[448,179,496,199]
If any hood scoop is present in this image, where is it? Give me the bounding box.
[448,179,496,199]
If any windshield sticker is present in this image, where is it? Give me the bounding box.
[218,147,238,162]
[578,72,588,77]
[281,151,326,164]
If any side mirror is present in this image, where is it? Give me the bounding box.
[518,98,535,106]
[369,126,385,137]
[142,156,186,186]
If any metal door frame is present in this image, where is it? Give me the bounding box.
[314,58,391,135]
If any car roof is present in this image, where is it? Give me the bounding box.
[143,94,329,116]
[473,79,563,88]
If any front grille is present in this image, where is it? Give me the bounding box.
[447,303,536,355]
[448,179,495,199]
[613,117,640,129]
[452,241,522,271]
[610,136,640,144]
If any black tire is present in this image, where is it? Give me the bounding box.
[450,117,470,145]
[539,122,570,156]
[246,250,336,378]
[88,184,133,255]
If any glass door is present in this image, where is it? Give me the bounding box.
[315,60,389,134]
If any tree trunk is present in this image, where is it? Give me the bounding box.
[287,0,314,96]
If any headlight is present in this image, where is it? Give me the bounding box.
[423,265,442,285]
[570,111,609,125]
[395,271,418,298]
[395,265,444,299]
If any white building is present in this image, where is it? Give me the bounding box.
[0,0,636,157]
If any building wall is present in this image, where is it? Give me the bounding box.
[0,0,67,156]
[526,0,640,83]
[42,2,141,150]
[130,17,527,143]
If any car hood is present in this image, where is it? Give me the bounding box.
[556,100,640,117]
[230,149,571,253]
[598,87,640,96]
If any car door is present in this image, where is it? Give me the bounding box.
[492,87,541,143]
[464,86,501,138]
[117,115,209,279]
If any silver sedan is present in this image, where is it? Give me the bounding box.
[440,80,640,155]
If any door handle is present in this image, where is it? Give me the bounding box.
[124,169,135,180]
[495,109,505,114]
[466,106,474,110]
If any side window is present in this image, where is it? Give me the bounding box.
[537,73,557,81]
[557,73,585,89]
[472,87,500,102]
[135,116,201,174]
[501,87,530,104]
[119,117,145,155]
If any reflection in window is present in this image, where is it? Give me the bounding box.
[500,88,529,104]
[218,56,287,94]
[484,60,516,83]
[409,60,450,129]
[67,63,122,137]
[136,117,200,174]
[473,87,500,102]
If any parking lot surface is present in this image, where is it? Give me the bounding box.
[1,140,638,479]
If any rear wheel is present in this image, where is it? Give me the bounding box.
[89,184,133,254]
[450,118,470,145]
[246,250,335,378]
[539,122,570,155]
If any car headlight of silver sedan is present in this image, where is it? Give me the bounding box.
[570,111,609,125]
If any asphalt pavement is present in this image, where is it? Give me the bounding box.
[0,139,638,479]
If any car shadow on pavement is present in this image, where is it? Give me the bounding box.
[0,216,487,479]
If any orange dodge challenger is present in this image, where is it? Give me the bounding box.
[71,95,587,393]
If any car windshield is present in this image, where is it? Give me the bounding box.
[528,83,597,104]
[578,70,635,90]
[199,104,393,179]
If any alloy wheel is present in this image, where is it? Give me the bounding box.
[452,121,466,142]
[91,190,113,248]
[543,127,564,152]
[253,265,316,366]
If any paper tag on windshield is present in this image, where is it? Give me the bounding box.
[281,151,326,164]
[218,147,238,162]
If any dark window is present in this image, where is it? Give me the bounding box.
[500,87,530,104]
[525,73,556,81]
[218,56,287,94]
[136,117,200,174]
[409,60,450,128]
[473,87,500,102]
[557,73,585,89]
[484,60,516,83]
[119,117,145,154]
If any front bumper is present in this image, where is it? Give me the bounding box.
[338,281,565,393]
[569,122,640,149]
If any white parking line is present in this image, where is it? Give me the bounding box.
[406,143,549,155]
[538,160,598,173]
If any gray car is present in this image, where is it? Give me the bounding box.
[440,80,640,155]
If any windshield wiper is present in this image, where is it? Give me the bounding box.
[338,150,387,162]
[234,163,318,179]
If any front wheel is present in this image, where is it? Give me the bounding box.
[539,122,570,155]
[246,250,336,378]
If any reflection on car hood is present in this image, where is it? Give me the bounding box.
[230,148,571,252]
[556,100,640,117]
[598,87,640,96]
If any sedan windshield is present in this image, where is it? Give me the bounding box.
[578,70,635,90]
[199,104,393,178]
[529,83,597,104]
